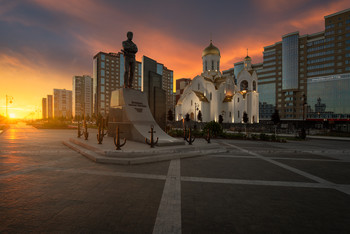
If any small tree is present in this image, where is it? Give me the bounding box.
[243,112,248,135]
[203,121,223,138]
[218,115,223,124]
[197,110,202,122]
[271,109,280,135]
[167,109,174,122]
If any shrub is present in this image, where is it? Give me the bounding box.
[251,134,259,140]
[203,121,223,137]
[259,133,270,141]
[270,134,277,141]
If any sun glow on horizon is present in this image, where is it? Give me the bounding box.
[9,113,16,118]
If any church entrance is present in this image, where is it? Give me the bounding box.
[190,112,194,120]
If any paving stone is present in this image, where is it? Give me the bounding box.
[182,182,350,234]
[181,156,314,182]
[276,160,350,184]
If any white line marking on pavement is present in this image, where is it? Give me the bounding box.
[213,155,339,162]
[153,159,182,234]
[222,142,350,195]
[182,176,339,189]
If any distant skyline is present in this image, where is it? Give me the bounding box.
[0,0,349,118]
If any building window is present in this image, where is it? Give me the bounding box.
[191,100,193,106]
[212,60,214,70]
[217,61,219,70]
[210,92,212,100]
[238,111,240,118]
[198,83,200,90]
[205,61,207,70]
[240,80,248,91]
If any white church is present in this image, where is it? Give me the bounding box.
[175,41,259,123]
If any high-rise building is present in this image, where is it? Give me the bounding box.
[72,75,93,118]
[93,52,142,116]
[239,8,350,120]
[53,89,72,119]
[161,65,175,113]
[42,98,47,119]
[141,56,172,129]
[47,95,53,119]
[175,78,191,104]
[141,56,175,112]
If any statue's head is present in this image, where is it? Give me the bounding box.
[127,31,133,40]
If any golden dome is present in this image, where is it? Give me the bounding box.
[244,55,251,61]
[202,41,220,57]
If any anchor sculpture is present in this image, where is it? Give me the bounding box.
[83,118,89,140]
[204,129,211,143]
[145,125,158,148]
[114,125,126,150]
[185,128,195,145]
[77,120,83,138]
[97,118,107,144]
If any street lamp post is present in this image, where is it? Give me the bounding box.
[301,94,307,139]
[6,95,13,118]
[194,102,199,122]
[302,94,307,122]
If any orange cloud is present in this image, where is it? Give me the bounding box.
[2,1,350,119]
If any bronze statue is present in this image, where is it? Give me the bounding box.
[122,31,138,88]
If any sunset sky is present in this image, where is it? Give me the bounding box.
[1,0,349,119]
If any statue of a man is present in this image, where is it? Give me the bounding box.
[122,31,138,89]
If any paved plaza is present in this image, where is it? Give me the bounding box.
[1,123,350,233]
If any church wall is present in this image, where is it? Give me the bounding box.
[202,54,220,72]
[201,102,210,122]
[180,92,199,120]
[248,92,259,123]
[233,93,245,123]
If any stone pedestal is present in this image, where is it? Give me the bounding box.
[108,88,184,146]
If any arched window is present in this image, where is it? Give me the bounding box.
[253,81,256,91]
[212,61,214,70]
[191,100,193,106]
[205,61,207,71]
[217,61,219,70]
[240,80,248,91]
[210,92,212,100]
